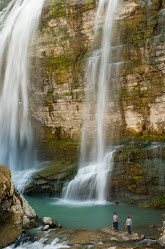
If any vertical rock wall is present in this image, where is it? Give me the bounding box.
[30,0,96,140]
[25,0,165,201]
[120,0,165,138]
[30,0,165,142]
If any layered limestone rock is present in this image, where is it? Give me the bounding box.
[120,0,165,138]
[110,141,165,202]
[0,165,39,248]
[26,0,165,201]
[30,0,96,141]
[29,0,165,141]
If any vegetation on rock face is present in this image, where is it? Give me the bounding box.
[29,0,165,204]
[110,140,165,204]
[25,138,79,196]
[0,0,10,11]
[38,138,80,160]
[24,156,78,197]
[119,0,165,138]
[25,137,165,206]
[32,0,165,143]
[140,193,165,208]
[30,0,96,142]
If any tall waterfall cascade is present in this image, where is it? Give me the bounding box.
[0,0,45,174]
[62,0,123,202]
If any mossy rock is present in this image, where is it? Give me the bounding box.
[140,193,165,208]
[34,157,77,179]
[24,154,78,197]
[38,138,80,161]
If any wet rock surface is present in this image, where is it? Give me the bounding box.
[0,165,40,248]
[24,140,79,197]
[24,156,78,197]
[110,141,165,203]
[158,221,165,246]
[36,228,145,246]
[98,228,145,241]
[25,140,165,204]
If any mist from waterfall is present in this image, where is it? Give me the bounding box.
[62,0,123,202]
[0,0,45,174]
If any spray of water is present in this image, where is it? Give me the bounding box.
[62,0,123,202]
[0,0,45,177]
[4,237,70,249]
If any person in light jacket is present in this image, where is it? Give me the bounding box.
[126,216,132,234]
[113,212,118,231]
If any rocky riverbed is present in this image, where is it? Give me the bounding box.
[5,225,164,249]
[36,228,145,247]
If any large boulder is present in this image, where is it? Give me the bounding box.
[43,217,56,227]
[0,165,40,248]
[43,217,53,226]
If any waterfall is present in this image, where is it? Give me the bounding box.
[0,0,45,174]
[62,0,123,202]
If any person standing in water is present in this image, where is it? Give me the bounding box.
[113,212,118,231]
[126,216,132,234]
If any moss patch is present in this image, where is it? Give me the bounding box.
[139,193,165,208]
[0,0,11,11]
[24,153,78,197]
[38,138,80,161]
[35,157,77,179]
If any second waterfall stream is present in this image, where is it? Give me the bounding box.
[62,0,123,203]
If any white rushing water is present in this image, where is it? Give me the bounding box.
[62,150,115,202]
[5,237,70,249]
[0,0,45,175]
[62,0,123,202]
[11,160,49,193]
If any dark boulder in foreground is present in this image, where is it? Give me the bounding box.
[0,165,40,248]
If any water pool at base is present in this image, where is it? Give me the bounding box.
[25,196,164,238]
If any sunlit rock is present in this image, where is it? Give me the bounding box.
[42,224,50,231]
[43,217,53,226]
[0,165,40,248]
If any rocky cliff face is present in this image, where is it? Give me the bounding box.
[25,140,165,203]
[30,0,96,141]
[111,140,165,202]
[25,0,165,200]
[0,165,39,248]
[120,0,165,138]
[30,0,165,141]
